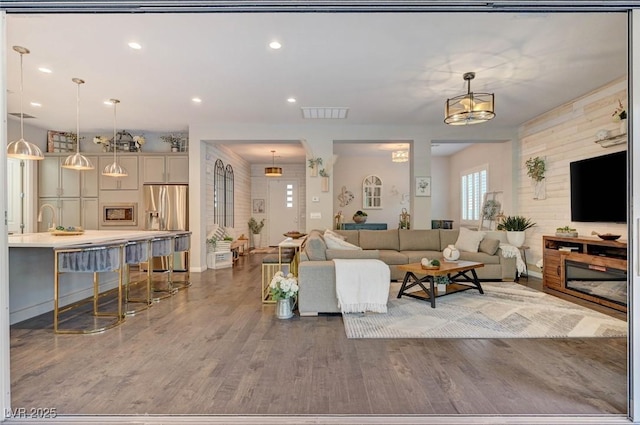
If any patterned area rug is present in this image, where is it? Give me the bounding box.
[343,281,627,339]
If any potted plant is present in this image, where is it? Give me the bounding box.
[434,275,449,294]
[526,157,546,199]
[308,157,323,177]
[269,271,299,319]
[248,217,265,249]
[353,210,368,224]
[161,133,187,152]
[497,215,536,247]
[319,168,330,192]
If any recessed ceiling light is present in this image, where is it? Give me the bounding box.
[287,97,296,103]
[192,97,202,103]
[30,102,42,107]
[38,67,52,74]
[128,42,142,50]
[103,100,115,106]
[269,41,282,50]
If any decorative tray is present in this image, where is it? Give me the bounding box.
[420,265,440,270]
[555,232,578,237]
[49,227,84,236]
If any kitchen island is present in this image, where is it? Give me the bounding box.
[8,230,172,325]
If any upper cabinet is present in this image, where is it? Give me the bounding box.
[363,175,382,209]
[39,156,81,198]
[142,155,188,184]
[99,156,139,190]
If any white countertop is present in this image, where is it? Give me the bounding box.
[8,230,173,248]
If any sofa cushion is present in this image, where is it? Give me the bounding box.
[479,237,501,255]
[359,229,399,250]
[484,230,508,243]
[326,249,380,260]
[459,251,500,265]
[399,229,440,251]
[439,229,460,251]
[455,227,486,253]
[303,230,327,261]
[378,250,409,265]
[324,231,362,250]
[335,230,359,246]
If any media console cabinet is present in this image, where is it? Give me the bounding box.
[543,235,627,312]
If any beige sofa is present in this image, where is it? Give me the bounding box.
[297,228,517,315]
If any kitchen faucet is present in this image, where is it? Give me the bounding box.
[38,203,57,230]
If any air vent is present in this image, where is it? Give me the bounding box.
[301,107,349,119]
[9,112,35,119]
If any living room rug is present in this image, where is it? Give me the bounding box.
[342,281,627,339]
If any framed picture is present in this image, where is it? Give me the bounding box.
[47,130,77,153]
[415,176,431,197]
[252,199,265,214]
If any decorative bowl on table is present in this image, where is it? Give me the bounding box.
[283,232,306,239]
[420,258,440,270]
[597,233,621,241]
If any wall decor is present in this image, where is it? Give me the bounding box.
[252,198,265,214]
[415,176,431,197]
[337,186,354,207]
[47,130,77,153]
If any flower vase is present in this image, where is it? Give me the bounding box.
[437,283,447,294]
[533,180,546,200]
[276,298,294,319]
[442,244,460,262]
[310,164,318,177]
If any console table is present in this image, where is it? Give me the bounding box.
[542,235,627,312]
[341,223,387,230]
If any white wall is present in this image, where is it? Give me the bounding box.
[431,156,451,224]
[332,154,410,228]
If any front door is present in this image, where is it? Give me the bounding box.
[268,179,299,246]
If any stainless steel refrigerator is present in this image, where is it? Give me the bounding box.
[143,184,189,271]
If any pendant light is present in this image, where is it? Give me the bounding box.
[101,99,128,177]
[444,72,495,125]
[62,78,94,170]
[6,46,44,160]
[391,150,408,163]
[265,150,282,177]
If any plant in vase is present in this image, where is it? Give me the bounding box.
[612,99,627,135]
[248,217,265,248]
[525,156,546,199]
[434,275,450,294]
[353,210,368,224]
[497,215,536,247]
[269,271,299,319]
[161,133,188,152]
[308,157,323,177]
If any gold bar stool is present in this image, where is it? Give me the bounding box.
[53,241,125,334]
[123,237,152,315]
[171,231,191,290]
[150,235,176,301]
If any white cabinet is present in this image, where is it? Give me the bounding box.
[142,155,188,184]
[37,198,81,232]
[80,156,99,197]
[81,198,99,230]
[99,156,139,190]
[39,156,81,198]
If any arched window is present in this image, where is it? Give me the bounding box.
[214,159,225,225]
[225,164,234,227]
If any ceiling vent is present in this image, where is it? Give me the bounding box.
[301,107,349,119]
[9,112,35,119]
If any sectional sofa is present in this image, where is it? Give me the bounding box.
[297,228,517,315]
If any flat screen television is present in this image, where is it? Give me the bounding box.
[570,150,627,223]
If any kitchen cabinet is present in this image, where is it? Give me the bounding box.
[39,156,81,198]
[37,198,81,232]
[99,156,139,190]
[81,198,99,230]
[80,156,99,197]
[142,155,188,184]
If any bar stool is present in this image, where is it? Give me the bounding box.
[123,237,152,315]
[171,231,191,290]
[53,241,125,334]
[150,235,177,301]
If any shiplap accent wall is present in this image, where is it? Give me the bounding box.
[204,144,251,241]
[519,76,628,272]
[250,163,306,247]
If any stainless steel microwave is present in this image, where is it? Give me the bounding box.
[101,203,137,226]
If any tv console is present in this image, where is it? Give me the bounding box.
[543,235,627,312]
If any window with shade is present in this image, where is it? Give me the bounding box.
[460,166,487,222]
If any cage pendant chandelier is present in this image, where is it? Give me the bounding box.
[444,72,495,126]
[6,46,44,160]
[101,99,128,177]
[62,78,94,170]
[265,150,282,177]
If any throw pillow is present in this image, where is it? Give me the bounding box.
[324,232,362,250]
[455,227,486,253]
[324,229,346,241]
[479,237,500,255]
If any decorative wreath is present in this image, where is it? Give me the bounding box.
[482,199,501,221]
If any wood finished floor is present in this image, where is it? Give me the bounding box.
[9,253,628,417]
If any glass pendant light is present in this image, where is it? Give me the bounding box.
[264,150,282,176]
[6,46,44,160]
[102,99,128,177]
[62,78,94,170]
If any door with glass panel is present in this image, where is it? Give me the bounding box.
[268,180,299,246]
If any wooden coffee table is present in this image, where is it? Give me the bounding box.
[397,260,484,308]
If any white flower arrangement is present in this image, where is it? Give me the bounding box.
[93,136,110,146]
[133,135,146,146]
[269,271,299,300]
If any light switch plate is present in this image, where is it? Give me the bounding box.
[312,196,319,202]
[310,212,321,219]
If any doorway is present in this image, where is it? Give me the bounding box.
[268,179,299,246]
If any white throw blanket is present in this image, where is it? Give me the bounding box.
[499,243,526,275]
[334,259,390,314]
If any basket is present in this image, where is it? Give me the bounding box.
[421,265,440,270]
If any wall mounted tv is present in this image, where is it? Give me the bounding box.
[570,150,627,223]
